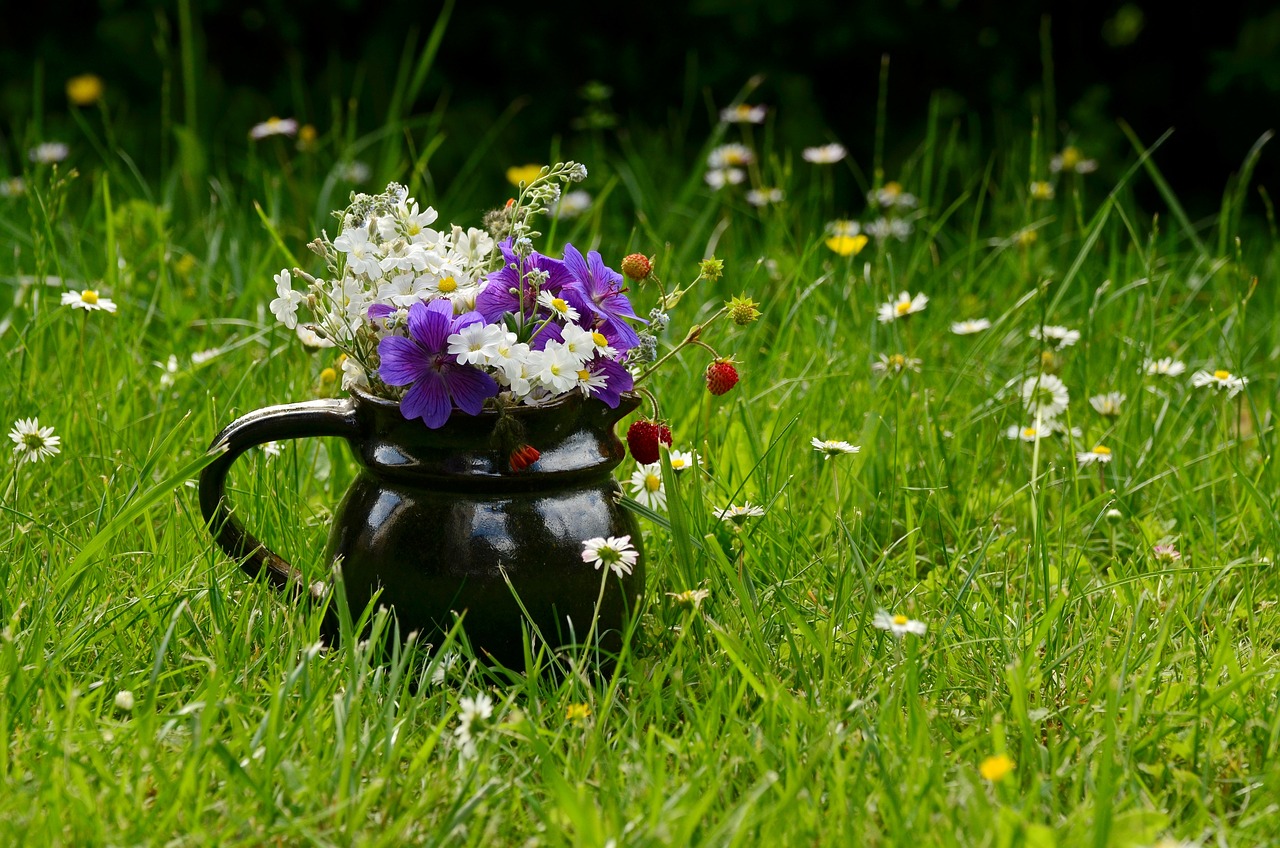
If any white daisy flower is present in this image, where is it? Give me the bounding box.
[667,588,711,609]
[0,177,26,197]
[249,117,299,140]
[548,190,592,219]
[1029,180,1055,200]
[720,104,767,124]
[951,318,991,335]
[9,418,61,464]
[60,288,117,313]
[668,450,698,473]
[1020,374,1069,419]
[336,160,371,184]
[1006,423,1050,442]
[1089,392,1125,416]
[811,437,860,459]
[629,463,666,510]
[1049,146,1098,174]
[705,168,746,190]
[707,143,755,169]
[715,502,766,523]
[581,535,639,578]
[873,610,927,637]
[746,188,785,207]
[1144,357,1186,377]
[1029,325,1080,349]
[871,352,923,375]
[29,142,69,164]
[866,217,914,241]
[1076,445,1113,466]
[802,143,847,164]
[824,219,861,238]
[453,692,494,759]
[1190,369,1248,398]
[868,182,917,209]
[536,290,581,323]
[876,291,928,323]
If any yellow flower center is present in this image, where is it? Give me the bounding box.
[893,614,908,625]
[437,276,457,293]
[671,457,688,469]
[1022,427,1038,438]
[591,331,609,347]
[1213,369,1230,380]
[645,474,661,492]
[299,124,317,143]
[406,221,421,236]
[895,300,912,316]
[889,354,906,368]
[883,182,902,198]
[552,297,569,313]
[1093,446,1111,455]
[81,289,99,304]
[1061,147,1081,168]
[1017,229,1038,246]
[577,369,590,381]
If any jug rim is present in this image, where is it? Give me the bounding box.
[346,385,640,420]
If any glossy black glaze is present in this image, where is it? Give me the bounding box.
[199,389,645,667]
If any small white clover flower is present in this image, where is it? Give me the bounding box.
[811,437,860,459]
[951,318,991,335]
[1076,445,1113,467]
[802,143,847,164]
[1089,392,1125,416]
[877,291,928,323]
[581,535,639,578]
[113,690,135,712]
[628,463,666,511]
[1190,369,1248,397]
[61,288,117,313]
[9,418,61,464]
[872,610,927,637]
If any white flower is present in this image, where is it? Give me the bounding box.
[715,502,766,523]
[1049,147,1098,174]
[705,168,745,190]
[951,318,991,335]
[559,323,608,363]
[707,143,755,169]
[873,610,927,637]
[811,437,859,459]
[527,342,579,393]
[448,322,507,366]
[261,441,282,459]
[429,650,461,686]
[746,188,785,207]
[1029,325,1081,349]
[629,463,666,510]
[29,142,69,164]
[877,291,928,323]
[1144,357,1186,377]
[1089,392,1125,416]
[1076,445,1113,467]
[156,354,179,388]
[0,177,25,197]
[1191,369,1248,398]
[337,160,371,184]
[333,227,383,278]
[269,269,305,329]
[668,450,697,473]
[341,356,369,391]
[719,104,767,124]
[295,325,335,349]
[871,353,923,375]
[1029,180,1056,200]
[802,143,847,164]
[866,217,913,241]
[9,418,61,464]
[1006,423,1049,442]
[453,692,494,759]
[249,117,298,140]
[581,535,639,578]
[1020,374,1070,420]
[537,290,581,323]
[868,182,917,209]
[60,288,117,313]
[825,219,861,237]
[549,190,592,219]
[113,690,135,712]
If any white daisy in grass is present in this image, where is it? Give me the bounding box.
[707,143,755,169]
[581,535,639,578]
[548,190,592,219]
[536,290,581,323]
[1007,423,1049,442]
[802,143,847,164]
[1029,325,1080,349]
[667,588,711,609]
[866,217,913,241]
[1050,146,1098,174]
[951,318,991,335]
[1152,545,1182,564]
[1029,181,1055,200]
[453,692,494,759]
[61,288,117,313]
[1144,357,1186,377]
[872,610,927,637]
[29,141,69,164]
[1191,369,1248,397]
[249,116,298,140]
[872,353,923,375]
[705,168,745,190]
[1020,374,1070,420]
[0,177,26,197]
[1076,445,1113,467]
[9,418,61,464]
[628,463,666,510]
[715,502,766,523]
[869,182,917,210]
[824,219,861,238]
[877,291,928,323]
[1089,392,1125,416]
[746,188,785,207]
[668,450,698,473]
[720,103,767,124]
[811,437,859,459]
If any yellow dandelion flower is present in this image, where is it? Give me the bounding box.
[565,703,591,722]
[825,234,869,257]
[66,74,104,106]
[506,164,544,187]
[979,754,1015,782]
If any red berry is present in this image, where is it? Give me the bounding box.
[626,419,672,464]
[620,253,652,281]
[705,358,740,396]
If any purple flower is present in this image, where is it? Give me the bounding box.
[377,300,499,428]
[584,355,633,409]
[560,244,642,351]
[476,239,571,323]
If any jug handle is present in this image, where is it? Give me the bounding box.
[198,399,359,594]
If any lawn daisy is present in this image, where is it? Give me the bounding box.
[1029,180,1055,200]
[549,190,592,219]
[707,143,755,169]
[9,418,61,464]
[705,168,745,190]
[1144,357,1186,377]
[746,188,785,207]
[249,117,298,140]
[951,318,991,335]
[1152,544,1181,563]
[866,217,913,241]
[1049,146,1098,174]
[1020,374,1069,419]
[869,182,917,209]
[1191,369,1248,397]
[0,177,25,198]
[1089,392,1125,416]
[872,610,927,637]
[29,142,69,164]
[629,462,666,510]
[61,288,117,313]
[667,588,711,609]
[1029,325,1081,349]
[715,502,766,523]
[811,437,860,459]
[720,103,767,124]
[802,143,847,164]
[871,353,922,375]
[336,160,371,184]
[877,291,928,323]
[536,290,581,323]
[1076,445,1113,466]
[668,450,698,473]
[581,535,639,578]
[979,754,1015,782]
[825,219,861,238]
[453,692,494,759]
[1006,423,1049,442]
[825,234,868,257]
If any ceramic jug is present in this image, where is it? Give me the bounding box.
[198,388,645,667]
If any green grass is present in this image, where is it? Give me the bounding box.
[3,51,1280,847]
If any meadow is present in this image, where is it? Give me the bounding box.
[2,56,1279,847]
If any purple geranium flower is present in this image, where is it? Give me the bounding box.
[476,239,571,323]
[377,300,499,428]
[584,355,633,409]
[560,244,642,351]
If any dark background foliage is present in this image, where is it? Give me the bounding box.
[3,0,1279,215]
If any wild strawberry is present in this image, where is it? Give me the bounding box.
[705,358,740,396]
[620,253,652,281]
[509,443,541,471]
[626,419,672,464]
